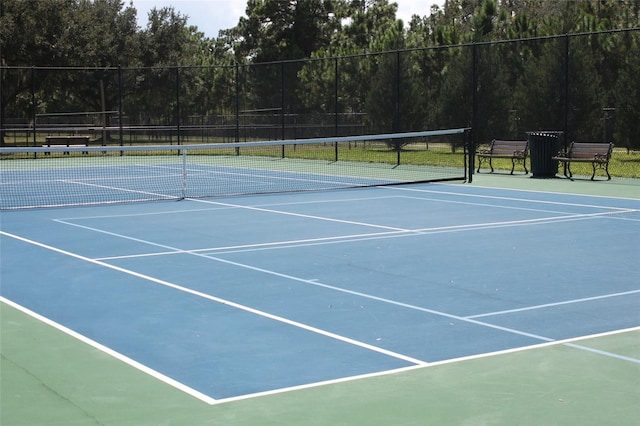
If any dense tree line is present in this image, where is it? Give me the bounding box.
[1,0,639,147]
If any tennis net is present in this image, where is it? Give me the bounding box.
[0,129,470,209]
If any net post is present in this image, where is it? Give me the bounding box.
[181,148,187,199]
[466,128,473,183]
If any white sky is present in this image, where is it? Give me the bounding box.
[130,0,445,39]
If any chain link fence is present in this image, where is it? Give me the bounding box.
[2,28,638,177]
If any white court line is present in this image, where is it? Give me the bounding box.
[51,212,640,351]
[0,229,427,360]
[61,179,177,199]
[436,181,640,202]
[153,162,394,187]
[182,326,640,404]
[64,209,603,261]
[393,193,636,218]
[54,185,636,227]
[195,211,624,256]
[467,289,640,319]
[4,229,639,404]
[6,220,557,345]
[55,191,581,260]
[92,229,410,261]
[51,194,637,343]
[53,195,403,221]
[0,295,218,405]
[6,185,639,404]
[189,197,409,231]
[187,195,631,234]
[5,290,637,406]
[51,189,633,261]
[387,185,639,211]
[564,342,640,364]
[419,326,640,367]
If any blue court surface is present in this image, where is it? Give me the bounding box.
[1,183,639,405]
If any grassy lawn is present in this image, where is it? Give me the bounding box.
[3,137,639,179]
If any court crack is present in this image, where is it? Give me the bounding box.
[1,352,105,425]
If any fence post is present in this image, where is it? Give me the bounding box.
[281,61,285,141]
[469,43,478,183]
[281,62,286,157]
[334,57,339,137]
[235,63,240,144]
[394,50,400,133]
[31,67,36,151]
[118,66,124,147]
[562,34,569,150]
[334,57,339,160]
[176,66,181,145]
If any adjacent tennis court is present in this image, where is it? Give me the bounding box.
[1,141,639,425]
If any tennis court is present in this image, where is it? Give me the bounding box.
[1,139,639,425]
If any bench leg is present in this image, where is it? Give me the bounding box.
[591,162,612,181]
[510,158,528,174]
[476,156,492,173]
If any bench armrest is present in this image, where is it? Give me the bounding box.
[593,153,609,161]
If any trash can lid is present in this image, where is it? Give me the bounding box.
[526,130,564,136]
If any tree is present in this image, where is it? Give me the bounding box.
[2,0,638,149]
[233,0,337,63]
[0,0,139,145]
[297,0,405,136]
[128,6,207,128]
[614,33,640,150]
[1,0,72,144]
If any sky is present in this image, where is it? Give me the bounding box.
[131,0,445,39]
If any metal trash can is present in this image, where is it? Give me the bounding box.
[527,131,563,178]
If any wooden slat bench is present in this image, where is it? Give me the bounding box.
[476,139,528,174]
[43,136,90,154]
[552,142,614,180]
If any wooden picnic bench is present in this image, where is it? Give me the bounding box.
[476,139,529,174]
[43,136,90,154]
[552,142,614,180]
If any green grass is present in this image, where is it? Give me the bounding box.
[4,139,639,178]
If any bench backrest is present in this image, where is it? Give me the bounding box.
[490,140,528,155]
[45,136,90,140]
[567,142,613,159]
